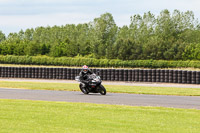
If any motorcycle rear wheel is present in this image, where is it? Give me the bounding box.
[98,85,106,95]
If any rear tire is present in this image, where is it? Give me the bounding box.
[98,85,106,95]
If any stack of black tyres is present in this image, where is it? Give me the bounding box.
[4,67,8,77]
[70,68,74,80]
[66,68,70,80]
[10,67,14,78]
[21,67,25,78]
[165,70,169,83]
[119,69,123,81]
[182,71,187,84]
[53,68,57,79]
[147,69,152,82]
[75,68,80,78]
[3,67,5,77]
[38,68,41,79]
[27,67,30,78]
[46,68,49,79]
[50,68,54,79]
[15,67,19,78]
[1,67,4,77]
[178,70,182,83]
[132,69,135,81]
[139,69,143,82]
[135,69,139,82]
[192,71,196,84]
[55,68,59,79]
[111,69,115,81]
[173,70,178,83]
[160,70,165,82]
[103,69,107,80]
[187,71,191,84]
[5,67,8,78]
[7,67,11,78]
[156,69,160,82]
[45,68,48,79]
[115,69,119,81]
[57,68,61,79]
[196,71,200,84]
[107,69,111,81]
[14,67,18,78]
[32,67,35,78]
[24,67,28,78]
[123,69,128,81]
[128,69,132,81]
[42,68,45,79]
[152,69,156,82]
[52,68,55,79]
[0,67,1,77]
[3,67,6,78]
[143,70,147,82]
[169,70,173,83]
[100,69,103,80]
[58,68,63,79]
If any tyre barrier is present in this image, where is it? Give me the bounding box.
[0,67,200,84]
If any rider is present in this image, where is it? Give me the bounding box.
[79,65,93,88]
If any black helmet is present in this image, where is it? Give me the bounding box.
[82,65,89,73]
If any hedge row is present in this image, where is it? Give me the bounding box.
[1,55,200,68]
[0,67,200,84]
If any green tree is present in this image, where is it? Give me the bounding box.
[90,13,118,58]
[0,31,5,42]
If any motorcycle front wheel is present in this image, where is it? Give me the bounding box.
[98,85,106,95]
[79,84,89,94]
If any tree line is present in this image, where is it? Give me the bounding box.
[0,9,200,60]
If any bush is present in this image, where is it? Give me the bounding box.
[0,55,200,68]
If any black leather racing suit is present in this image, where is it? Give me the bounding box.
[79,69,93,88]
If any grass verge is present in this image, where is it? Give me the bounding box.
[0,99,200,133]
[0,81,200,96]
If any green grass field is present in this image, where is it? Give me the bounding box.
[0,99,200,133]
[0,81,200,96]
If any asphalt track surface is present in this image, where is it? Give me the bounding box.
[0,78,200,109]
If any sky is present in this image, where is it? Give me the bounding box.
[0,0,200,35]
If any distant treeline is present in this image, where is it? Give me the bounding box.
[0,9,200,60]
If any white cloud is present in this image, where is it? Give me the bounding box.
[0,0,200,35]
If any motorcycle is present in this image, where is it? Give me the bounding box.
[75,73,106,95]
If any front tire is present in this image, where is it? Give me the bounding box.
[98,85,106,95]
[80,84,89,94]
